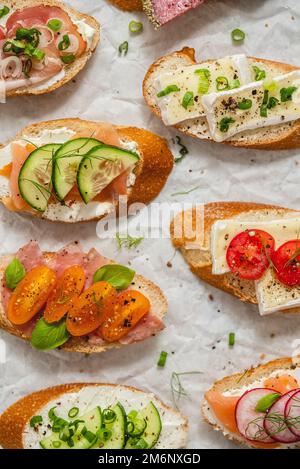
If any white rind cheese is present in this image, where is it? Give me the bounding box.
[202,70,300,142]
[154,55,251,125]
[23,385,187,449]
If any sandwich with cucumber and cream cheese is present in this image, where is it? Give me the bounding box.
[0,118,173,222]
[171,202,300,316]
[0,241,167,353]
[203,356,300,449]
[0,383,188,449]
[143,48,300,149]
[0,0,99,98]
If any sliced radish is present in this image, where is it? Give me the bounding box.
[285,389,300,438]
[264,390,300,443]
[235,388,279,443]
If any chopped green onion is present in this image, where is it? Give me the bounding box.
[280,86,297,102]
[231,28,245,43]
[182,91,194,109]
[195,68,210,94]
[237,98,252,110]
[119,41,128,56]
[255,392,281,413]
[30,47,45,61]
[83,430,96,443]
[59,426,72,442]
[263,80,277,92]
[68,407,79,419]
[102,408,116,423]
[129,20,143,34]
[67,437,74,448]
[132,438,148,449]
[97,428,112,441]
[228,332,235,347]
[216,76,229,91]
[267,96,279,109]
[230,79,241,89]
[30,415,43,428]
[48,407,57,421]
[0,6,9,19]
[260,90,269,117]
[253,65,266,81]
[219,117,235,133]
[157,350,168,367]
[58,34,70,51]
[52,417,68,433]
[61,54,75,64]
[52,441,62,448]
[157,84,180,98]
[47,19,62,31]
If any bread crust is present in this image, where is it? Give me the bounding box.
[0,382,188,449]
[143,47,300,150]
[108,0,143,11]
[170,201,300,311]
[201,356,300,449]
[0,118,173,223]
[2,0,100,97]
[0,252,168,353]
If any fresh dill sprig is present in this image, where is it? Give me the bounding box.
[171,185,200,197]
[170,371,202,408]
[116,233,144,250]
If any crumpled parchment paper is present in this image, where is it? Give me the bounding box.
[1,0,300,449]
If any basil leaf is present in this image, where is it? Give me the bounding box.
[31,318,69,351]
[255,392,281,413]
[5,258,26,289]
[93,264,135,290]
[0,6,9,19]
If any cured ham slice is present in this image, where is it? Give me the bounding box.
[119,312,165,344]
[143,0,205,27]
[46,242,85,276]
[83,248,110,288]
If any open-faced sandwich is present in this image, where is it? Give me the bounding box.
[171,202,300,316]
[144,48,300,149]
[203,356,300,449]
[0,0,99,99]
[0,118,173,222]
[0,382,188,448]
[109,0,205,29]
[0,241,167,352]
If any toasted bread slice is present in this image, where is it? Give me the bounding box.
[2,0,100,97]
[0,382,188,448]
[0,251,167,353]
[143,47,300,150]
[202,356,300,449]
[0,118,173,222]
[108,0,143,11]
[170,201,300,312]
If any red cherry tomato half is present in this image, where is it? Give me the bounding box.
[226,229,275,280]
[0,28,5,40]
[271,240,300,287]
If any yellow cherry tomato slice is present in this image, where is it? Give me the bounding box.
[7,266,57,325]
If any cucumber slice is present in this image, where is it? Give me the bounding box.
[77,145,139,204]
[52,137,102,201]
[92,403,126,449]
[40,406,101,449]
[125,402,162,449]
[18,143,61,212]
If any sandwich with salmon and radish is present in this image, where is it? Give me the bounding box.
[0,241,167,352]
[0,118,173,222]
[203,356,300,449]
[171,202,300,316]
[144,48,300,149]
[0,0,99,98]
[0,382,188,449]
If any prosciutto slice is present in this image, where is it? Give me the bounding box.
[83,248,110,288]
[143,0,205,27]
[46,242,85,276]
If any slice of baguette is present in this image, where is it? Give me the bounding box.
[143,48,300,150]
[0,382,188,448]
[3,0,100,97]
[0,252,168,353]
[170,201,300,313]
[202,356,300,449]
[108,0,143,11]
[0,118,173,222]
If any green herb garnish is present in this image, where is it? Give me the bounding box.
[182,91,194,109]
[255,393,281,413]
[280,86,297,102]
[231,28,245,43]
[174,135,188,163]
[116,233,144,250]
[171,185,200,197]
[228,332,235,347]
[58,34,70,51]
[237,98,252,110]
[157,351,168,367]
[219,117,235,133]
[93,264,135,290]
[47,19,62,31]
[171,371,202,408]
[30,415,43,428]
[253,65,266,81]
[61,54,75,64]
[5,258,26,290]
[129,20,143,34]
[195,68,210,94]
[216,76,229,91]
[31,318,69,351]
[68,407,79,419]
[0,6,9,19]
[157,84,180,98]
[118,41,128,56]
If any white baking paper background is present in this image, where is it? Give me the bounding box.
[1,0,300,449]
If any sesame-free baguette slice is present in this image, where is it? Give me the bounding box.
[0,251,167,353]
[202,356,300,449]
[108,0,143,11]
[3,0,100,97]
[170,201,300,311]
[0,382,188,448]
[143,47,300,150]
[0,118,173,222]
